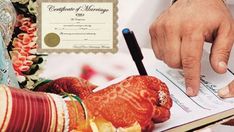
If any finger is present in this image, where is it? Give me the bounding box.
[150,27,162,60]
[210,22,234,74]
[150,22,165,60]
[164,24,182,68]
[181,33,204,96]
[142,76,172,109]
[218,80,234,98]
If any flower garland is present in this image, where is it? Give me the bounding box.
[9,0,46,89]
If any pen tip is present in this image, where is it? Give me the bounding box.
[122,28,130,34]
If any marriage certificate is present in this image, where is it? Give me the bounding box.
[38,0,118,53]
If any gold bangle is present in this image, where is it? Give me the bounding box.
[62,93,89,124]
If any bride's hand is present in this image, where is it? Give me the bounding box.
[35,77,97,99]
[81,75,172,131]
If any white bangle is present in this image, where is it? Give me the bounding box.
[48,93,69,132]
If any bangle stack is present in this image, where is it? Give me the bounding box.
[0,85,69,132]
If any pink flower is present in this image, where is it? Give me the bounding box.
[19,25,29,31]
[12,41,23,48]
[27,27,36,34]
[15,15,24,27]
[11,15,39,76]
[24,60,34,66]
[11,51,33,75]
[19,66,30,72]
[10,6,42,88]
[10,15,42,87]
[17,33,32,44]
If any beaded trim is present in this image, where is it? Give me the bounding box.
[62,99,69,132]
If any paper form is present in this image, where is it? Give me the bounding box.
[146,51,234,131]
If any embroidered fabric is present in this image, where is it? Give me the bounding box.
[0,0,18,87]
[0,0,16,45]
[0,32,19,87]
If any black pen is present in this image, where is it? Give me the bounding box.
[122,28,148,75]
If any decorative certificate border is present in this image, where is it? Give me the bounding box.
[37,0,118,53]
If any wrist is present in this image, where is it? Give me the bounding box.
[64,94,89,131]
[66,101,85,130]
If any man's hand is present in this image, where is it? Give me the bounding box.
[219,81,234,98]
[150,0,234,96]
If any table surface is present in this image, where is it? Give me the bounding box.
[197,116,234,132]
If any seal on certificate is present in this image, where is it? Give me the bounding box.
[44,33,60,47]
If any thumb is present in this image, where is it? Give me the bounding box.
[210,22,234,74]
[218,80,234,98]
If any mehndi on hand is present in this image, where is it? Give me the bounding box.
[0,75,172,131]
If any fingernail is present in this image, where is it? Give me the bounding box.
[218,86,230,98]
[186,87,194,96]
[218,61,227,70]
